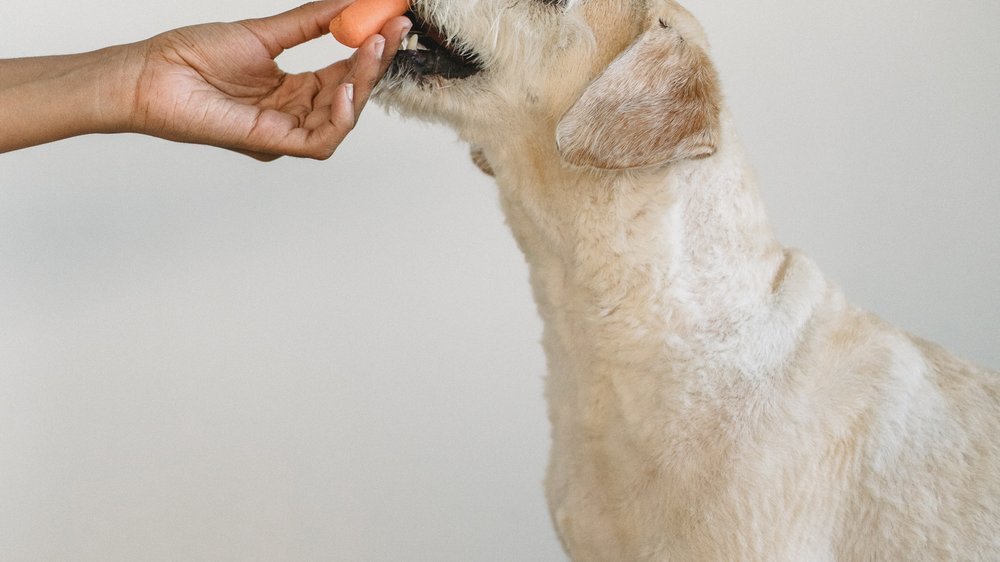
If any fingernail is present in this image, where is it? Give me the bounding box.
[400,21,413,39]
[345,83,354,102]
[373,36,385,59]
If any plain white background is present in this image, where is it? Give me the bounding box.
[1,0,997,560]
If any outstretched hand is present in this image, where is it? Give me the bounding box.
[0,0,410,158]
[129,1,410,160]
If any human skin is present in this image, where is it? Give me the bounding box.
[0,0,411,160]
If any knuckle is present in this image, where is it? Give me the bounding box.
[334,115,356,132]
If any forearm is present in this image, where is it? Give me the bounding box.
[0,45,139,153]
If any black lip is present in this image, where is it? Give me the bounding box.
[389,10,483,81]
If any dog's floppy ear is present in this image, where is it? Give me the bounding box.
[556,19,722,170]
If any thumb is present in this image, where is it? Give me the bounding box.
[240,0,354,57]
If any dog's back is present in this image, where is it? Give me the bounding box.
[790,299,1000,560]
[821,315,1000,560]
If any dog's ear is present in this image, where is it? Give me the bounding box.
[556,19,722,170]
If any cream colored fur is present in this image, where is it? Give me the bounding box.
[378,1,1000,559]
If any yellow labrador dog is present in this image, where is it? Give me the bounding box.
[378,0,1000,559]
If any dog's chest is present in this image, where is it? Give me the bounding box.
[542,343,847,561]
[543,354,740,558]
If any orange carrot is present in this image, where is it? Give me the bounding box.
[329,0,411,48]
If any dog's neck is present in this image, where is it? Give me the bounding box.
[480,110,823,377]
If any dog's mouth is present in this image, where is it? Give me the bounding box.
[389,10,483,81]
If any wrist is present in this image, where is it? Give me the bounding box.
[86,43,146,135]
[0,45,146,152]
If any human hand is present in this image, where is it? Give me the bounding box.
[126,0,410,160]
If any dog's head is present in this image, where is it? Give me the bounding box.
[378,0,722,171]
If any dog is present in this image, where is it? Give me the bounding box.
[376,0,1000,559]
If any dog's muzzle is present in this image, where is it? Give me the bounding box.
[389,10,483,81]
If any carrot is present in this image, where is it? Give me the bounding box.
[329,0,411,48]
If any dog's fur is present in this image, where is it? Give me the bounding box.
[378,1,1000,559]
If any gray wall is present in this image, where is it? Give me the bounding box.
[1,0,997,560]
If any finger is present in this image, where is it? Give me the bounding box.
[347,34,387,115]
[241,0,355,58]
[313,15,409,87]
[314,47,359,103]
[313,21,406,119]
[315,59,352,89]
[314,83,358,158]
[376,15,411,70]
[272,84,356,160]
[304,45,365,131]
[303,87,344,131]
[351,16,410,112]
[304,54,359,131]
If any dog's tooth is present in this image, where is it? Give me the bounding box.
[407,34,419,51]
